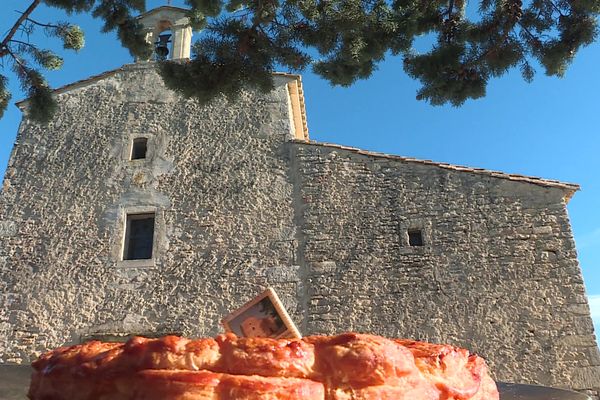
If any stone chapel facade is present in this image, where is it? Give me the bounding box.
[0,5,598,398]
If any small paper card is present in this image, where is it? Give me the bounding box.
[221,287,301,339]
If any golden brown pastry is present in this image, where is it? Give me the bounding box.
[216,333,315,378]
[29,333,499,400]
[396,339,494,400]
[306,333,423,386]
[118,370,325,400]
[328,378,441,400]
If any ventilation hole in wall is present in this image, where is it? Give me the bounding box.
[131,137,148,160]
[408,229,424,246]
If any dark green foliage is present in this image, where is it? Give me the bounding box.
[1,0,152,123]
[2,0,600,122]
[12,42,66,70]
[117,18,153,60]
[537,14,597,76]
[92,0,152,59]
[404,43,487,106]
[159,0,599,107]
[394,0,599,105]
[41,0,96,13]
[295,0,399,86]
[14,68,57,123]
[519,60,535,82]
[26,78,57,124]
[52,24,85,50]
[158,22,278,103]
[0,75,11,120]
[186,8,208,30]
[31,49,65,70]
[186,0,224,17]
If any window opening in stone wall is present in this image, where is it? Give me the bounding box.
[408,229,424,246]
[131,138,148,160]
[123,213,155,260]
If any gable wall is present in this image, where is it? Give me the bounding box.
[292,143,600,398]
[0,64,303,361]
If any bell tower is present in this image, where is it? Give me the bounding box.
[137,6,193,61]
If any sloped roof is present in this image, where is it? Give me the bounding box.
[15,63,309,140]
[16,63,301,104]
[136,5,189,19]
[294,140,580,201]
[16,63,141,108]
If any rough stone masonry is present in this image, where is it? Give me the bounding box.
[0,62,598,398]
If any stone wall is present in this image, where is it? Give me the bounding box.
[0,64,303,362]
[292,142,600,398]
[0,63,598,397]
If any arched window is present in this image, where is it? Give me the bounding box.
[154,29,173,61]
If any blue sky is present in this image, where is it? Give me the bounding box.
[0,1,598,335]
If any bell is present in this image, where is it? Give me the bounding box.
[155,33,172,60]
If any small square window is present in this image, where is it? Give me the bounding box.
[123,213,155,260]
[408,229,424,246]
[131,138,148,160]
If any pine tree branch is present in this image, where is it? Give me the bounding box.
[24,16,63,29]
[4,46,30,78]
[0,0,41,58]
[8,39,38,51]
[517,22,542,47]
[547,0,565,17]
[447,0,455,18]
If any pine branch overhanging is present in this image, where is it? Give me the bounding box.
[166,0,599,106]
[1,0,599,123]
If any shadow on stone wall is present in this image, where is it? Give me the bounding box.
[0,365,30,399]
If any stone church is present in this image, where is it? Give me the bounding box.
[0,5,598,398]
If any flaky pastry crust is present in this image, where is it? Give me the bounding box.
[29,333,499,400]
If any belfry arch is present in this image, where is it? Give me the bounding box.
[137,6,193,61]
